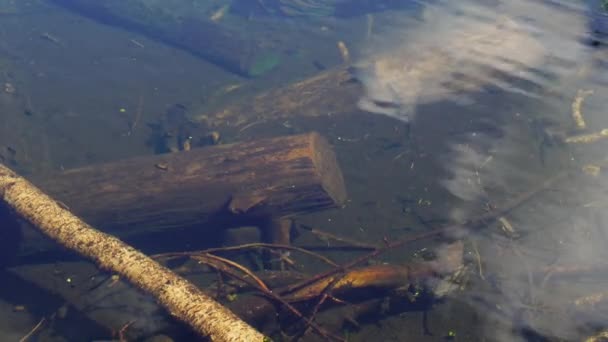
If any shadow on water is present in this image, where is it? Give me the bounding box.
[350,0,608,340]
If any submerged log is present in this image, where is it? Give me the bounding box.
[50,0,279,77]
[0,163,267,341]
[196,67,362,129]
[34,132,347,236]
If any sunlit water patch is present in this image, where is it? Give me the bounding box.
[355,0,608,340]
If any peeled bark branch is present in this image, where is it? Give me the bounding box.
[0,163,265,342]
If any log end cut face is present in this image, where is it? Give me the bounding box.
[309,132,347,207]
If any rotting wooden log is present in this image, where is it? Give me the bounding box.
[195,68,362,129]
[0,163,266,342]
[49,0,278,77]
[33,132,347,236]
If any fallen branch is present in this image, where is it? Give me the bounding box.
[19,317,47,342]
[0,163,266,342]
[298,224,379,250]
[157,242,339,268]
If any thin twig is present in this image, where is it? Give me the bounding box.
[118,320,136,342]
[202,243,339,267]
[198,253,271,292]
[215,268,225,299]
[471,239,485,280]
[19,317,46,342]
[127,94,144,136]
[304,276,343,330]
[299,224,379,250]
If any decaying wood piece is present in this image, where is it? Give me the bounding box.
[196,68,362,129]
[34,132,347,235]
[283,241,464,301]
[0,163,266,341]
[49,0,276,77]
[284,264,429,302]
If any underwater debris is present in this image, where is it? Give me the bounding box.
[497,216,519,239]
[129,38,144,48]
[39,32,62,46]
[148,103,195,153]
[575,291,608,309]
[337,40,350,64]
[210,4,230,22]
[572,89,594,130]
[201,131,221,146]
[565,129,608,144]
[154,162,169,171]
[3,82,15,94]
[585,330,608,342]
[583,164,601,177]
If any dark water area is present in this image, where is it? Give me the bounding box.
[1,0,608,341]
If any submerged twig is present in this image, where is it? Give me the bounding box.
[197,253,271,292]
[118,320,136,342]
[19,317,47,342]
[127,94,144,136]
[299,224,379,250]
[471,239,485,280]
[571,89,593,130]
[201,242,339,267]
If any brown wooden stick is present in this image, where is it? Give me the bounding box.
[298,224,379,250]
[200,243,339,267]
[0,163,266,342]
[19,317,47,342]
[199,253,271,293]
[281,228,445,296]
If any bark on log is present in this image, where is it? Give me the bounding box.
[33,132,346,235]
[0,163,266,341]
[196,68,362,129]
